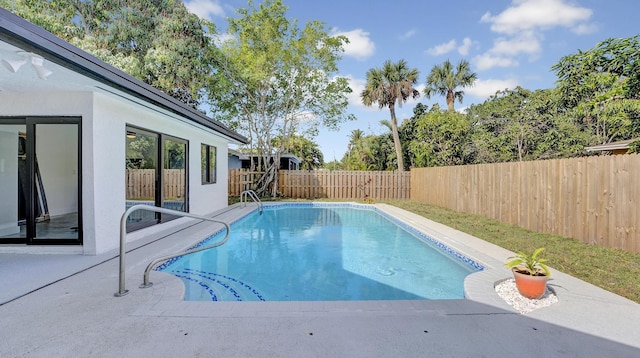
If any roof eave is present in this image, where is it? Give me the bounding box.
[0,8,248,144]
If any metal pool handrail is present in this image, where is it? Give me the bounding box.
[241,189,263,214]
[115,205,230,297]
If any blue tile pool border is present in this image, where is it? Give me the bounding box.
[156,203,485,272]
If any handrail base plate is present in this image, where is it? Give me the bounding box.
[114,289,129,297]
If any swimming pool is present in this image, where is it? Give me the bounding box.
[159,203,483,301]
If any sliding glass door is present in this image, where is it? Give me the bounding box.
[125,126,187,231]
[0,117,81,244]
[125,128,159,230]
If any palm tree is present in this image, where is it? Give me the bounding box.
[348,129,364,145]
[424,59,477,111]
[361,59,419,171]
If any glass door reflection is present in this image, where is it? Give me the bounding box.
[125,128,158,230]
[161,137,187,221]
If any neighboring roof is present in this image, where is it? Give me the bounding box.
[0,8,247,144]
[585,138,638,152]
[229,151,301,163]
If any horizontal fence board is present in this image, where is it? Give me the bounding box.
[410,154,640,253]
[125,169,185,200]
[229,169,410,200]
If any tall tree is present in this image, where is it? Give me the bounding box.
[361,59,419,171]
[424,59,477,111]
[552,36,640,144]
[467,87,587,163]
[208,0,353,196]
[408,107,473,167]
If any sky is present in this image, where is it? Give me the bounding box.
[183,0,639,162]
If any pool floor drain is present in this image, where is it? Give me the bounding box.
[376,267,395,276]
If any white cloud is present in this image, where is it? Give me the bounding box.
[428,38,475,57]
[458,37,473,55]
[399,29,417,41]
[466,78,519,99]
[427,40,457,56]
[491,32,542,56]
[343,75,367,108]
[475,0,595,71]
[572,23,599,35]
[210,33,235,46]
[184,0,225,19]
[473,53,519,71]
[480,0,593,35]
[331,28,375,60]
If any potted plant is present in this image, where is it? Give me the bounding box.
[505,247,551,299]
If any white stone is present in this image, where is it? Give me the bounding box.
[495,278,558,314]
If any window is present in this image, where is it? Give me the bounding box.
[125,126,188,231]
[201,144,217,184]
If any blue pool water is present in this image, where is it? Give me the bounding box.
[159,204,483,301]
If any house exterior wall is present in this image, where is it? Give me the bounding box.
[0,91,92,253]
[92,92,231,254]
[0,90,231,255]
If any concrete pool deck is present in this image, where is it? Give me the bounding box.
[1,202,639,357]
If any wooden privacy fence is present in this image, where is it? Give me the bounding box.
[228,170,262,197]
[126,169,185,200]
[411,154,640,253]
[279,170,410,199]
[229,169,411,200]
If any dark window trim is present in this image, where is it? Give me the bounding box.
[0,116,82,245]
[201,143,217,185]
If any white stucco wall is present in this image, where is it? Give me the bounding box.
[188,130,230,216]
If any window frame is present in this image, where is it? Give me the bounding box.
[201,143,217,184]
[125,125,189,232]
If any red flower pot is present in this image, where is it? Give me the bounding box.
[512,269,549,299]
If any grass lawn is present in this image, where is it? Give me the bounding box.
[382,199,640,304]
[233,196,640,303]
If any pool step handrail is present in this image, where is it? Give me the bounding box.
[241,189,263,214]
[115,205,230,297]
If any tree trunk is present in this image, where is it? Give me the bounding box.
[446,90,455,111]
[389,104,405,171]
[254,162,277,197]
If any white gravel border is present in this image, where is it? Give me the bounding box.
[495,278,558,314]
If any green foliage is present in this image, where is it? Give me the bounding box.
[424,59,477,111]
[407,108,473,167]
[126,135,156,169]
[505,248,551,277]
[361,59,420,171]
[273,135,324,170]
[466,87,588,163]
[553,35,640,144]
[323,159,345,170]
[341,129,396,171]
[4,0,215,109]
[0,0,81,39]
